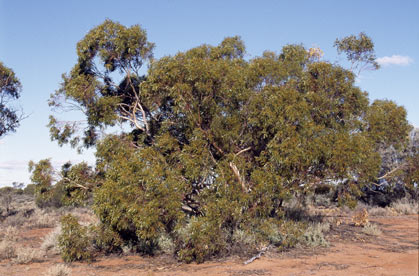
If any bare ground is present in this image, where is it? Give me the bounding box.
[1,215,417,276]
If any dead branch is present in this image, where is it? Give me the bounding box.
[229,162,247,193]
[235,147,251,157]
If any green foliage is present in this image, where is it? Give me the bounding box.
[58,214,92,262]
[60,162,97,206]
[48,19,154,150]
[90,224,122,254]
[334,32,380,74]
[366,100,411,151]
[0,61,22,137]
[46,20,412,262]
[93,135,185,253]
[28,159,96,208]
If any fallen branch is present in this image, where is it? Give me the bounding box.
[243,245,272,265]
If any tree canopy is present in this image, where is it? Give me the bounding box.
[44,20,412,262]
[0,61,22,137]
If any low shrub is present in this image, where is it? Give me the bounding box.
[232,229,258,253]
[176,217,228,263]
[58,214,92,262]
[276,220,306,249]
[157,233,176,255]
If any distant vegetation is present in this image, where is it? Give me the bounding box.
[3,20,416,263]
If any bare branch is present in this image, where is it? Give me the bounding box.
[377,163,407,180]
[229,161,247,193]
[235,147,251,157]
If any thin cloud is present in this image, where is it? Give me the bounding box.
[376,55,413,66]
[0,160,28,171]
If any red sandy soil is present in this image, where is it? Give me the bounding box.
[1,215,418,276]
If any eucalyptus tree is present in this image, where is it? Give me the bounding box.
[45,21,411,261]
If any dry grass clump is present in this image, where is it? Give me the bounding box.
[391,199,418,215]
[44,264,71,276]
[366,199,418,217]
[26,209,59,229]
[367,206,395,217]
[41,226,62,255]
[13,247,43,264]
[2,225,18,241]
[0,239,16,260]
[362,222,382,236]
[300,222,330,247]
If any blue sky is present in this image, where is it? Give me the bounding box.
[0,0,418,187]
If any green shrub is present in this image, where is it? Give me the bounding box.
[176,217,227,263]
[58,214,92,262]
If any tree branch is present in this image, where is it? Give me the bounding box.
[229,161,247,193]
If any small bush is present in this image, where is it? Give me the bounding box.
[362,222,382,236]
[58,214,92,262]
[44,264,71,276]
[351,208,369,226]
